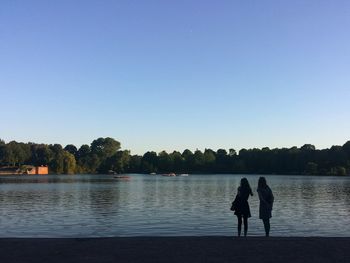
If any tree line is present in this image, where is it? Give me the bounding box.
[0,137,349,175]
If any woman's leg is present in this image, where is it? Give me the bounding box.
[263,219,270,237]
[243,216,248,237]
[237,215,242,236]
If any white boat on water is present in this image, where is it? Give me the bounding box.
[162,173,176,177]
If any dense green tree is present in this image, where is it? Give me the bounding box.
[91,137,120,159]
[50,144,63,153]
[64,144,78,156]
[0,138,349,176]
[114,150,131,173]
[63,151,76,174]
[49,149,76,174]
[182,149,194,172]
[128,155,142,173]
[170,151,184,173]
[328,146,347,167]
[31,144,53,165]
[76,144,91,172]
[0,144,5,164]
[192,150,204,172]
[0,144,14,165]
[77,144,91,158]
[301,144,316,151]
[99,150,131,173]
[216,149,229,173]
[343,141,350,156]
[141,151,158,173]
[203,149,216,172]
[2,141,30,166]
[229,148,237,156]
[305,162,318,175]
[158,151,174,173]
[330,166,347,176]
[49,153,64,174]
[86,154,101,173]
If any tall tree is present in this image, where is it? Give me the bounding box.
[158,151,173,172]
[203,149,216,173]
[91,137,120,160]
[63,151,76,174]
[64,144,78,156]
[141,151,158,173]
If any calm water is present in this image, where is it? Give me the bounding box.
[0,174,349,237]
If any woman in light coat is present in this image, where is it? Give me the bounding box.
[257,177,274,237]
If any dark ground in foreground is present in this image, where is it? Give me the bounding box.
[0,237,349,263]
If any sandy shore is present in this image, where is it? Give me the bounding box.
[0,237,349,263]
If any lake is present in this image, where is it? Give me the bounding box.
[0,174,349,237]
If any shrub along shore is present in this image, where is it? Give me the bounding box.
[1,137,350,175]
[0,237,349,263]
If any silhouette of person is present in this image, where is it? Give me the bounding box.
[233,178,253,237]
[257,177,274,237]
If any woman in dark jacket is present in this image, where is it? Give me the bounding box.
[232,178,253,237]
[257,177,274,237]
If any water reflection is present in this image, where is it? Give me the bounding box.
[0,174,349,237]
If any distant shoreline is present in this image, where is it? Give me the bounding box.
[1,138,349,176]
[0,237,349,263]
[0,172,349,177]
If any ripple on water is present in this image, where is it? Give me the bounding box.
[0,174,349,237]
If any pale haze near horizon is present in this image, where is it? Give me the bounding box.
[1,0,349,155]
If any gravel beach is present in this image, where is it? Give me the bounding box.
[0,237,349,263]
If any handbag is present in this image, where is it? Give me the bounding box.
[230,194,239,211]
[230,202,235,211]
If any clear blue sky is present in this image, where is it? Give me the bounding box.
[1,0,349,154]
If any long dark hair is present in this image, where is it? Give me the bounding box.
[258,177,267,189]
[240,177,252,195]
